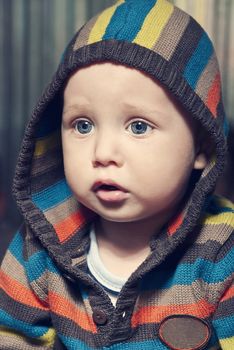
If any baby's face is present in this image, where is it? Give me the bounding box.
[61,63,206,224]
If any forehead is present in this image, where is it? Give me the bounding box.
[63,62,193,130]
[64,63,173,108]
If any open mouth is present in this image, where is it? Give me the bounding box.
[97,184,120,191]
[92,181,127,193]
[92,181,129,202]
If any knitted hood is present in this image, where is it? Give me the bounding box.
[13,0,228,272]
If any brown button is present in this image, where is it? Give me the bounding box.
[159,315,211,350]
[92,309,108,325]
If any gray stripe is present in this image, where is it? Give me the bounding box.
[137,278,230,307]
[153,7,189,60]
[1,251,28,287]
[73,14,99,51]
[195,54,219,102]
[0,329,53,349]
[44,196,80,226]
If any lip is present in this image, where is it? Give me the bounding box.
[91,180,129,203]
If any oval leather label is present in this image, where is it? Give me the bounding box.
[159,314,211,350]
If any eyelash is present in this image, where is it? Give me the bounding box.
[72,118,155,136]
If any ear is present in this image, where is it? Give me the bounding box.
[193,151,208,170]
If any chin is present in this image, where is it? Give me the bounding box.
[94,209,150,223]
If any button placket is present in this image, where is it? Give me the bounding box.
[92,309,108,325]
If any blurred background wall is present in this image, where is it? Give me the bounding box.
[0,0,234,261]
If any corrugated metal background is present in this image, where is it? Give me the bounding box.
[0,0,234,258]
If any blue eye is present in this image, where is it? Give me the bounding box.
[74,119,93,134]
[128,121,153,135]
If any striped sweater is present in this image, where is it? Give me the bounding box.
[0,196,233,349]
[0,0,233,349]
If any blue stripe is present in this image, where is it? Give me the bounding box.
[60,335,94,350]
[26,251,61,282]
[142,249,234,290]
[213,315,234,339]
[103,0,157,42]
[32,179,72,211]
[60,334,168,349]
[0,310,49,338]
[207,206,234,215]
[8,231,25,266]
[183,32,213,89]
[109,339,167,349]
[206,332,219,349]
[223,116,229,136]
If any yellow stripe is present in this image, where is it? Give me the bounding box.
[133,0,174,49]
[34,131,61,157]
[0,327,55,347]
[88,0,125,45]
[219,336,234,349]
[39,328,56,346]
[203,212,234,227]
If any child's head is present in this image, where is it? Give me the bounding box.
[13,0,228,240]
[61,62,207,225]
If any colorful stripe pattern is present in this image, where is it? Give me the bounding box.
[0,196,233,348]
[26,0,227,252]
[73,0,222,120]
[1,0,232,349]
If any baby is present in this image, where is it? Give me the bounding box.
[0,0,233,349]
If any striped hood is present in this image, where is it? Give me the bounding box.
[13,0,228,269]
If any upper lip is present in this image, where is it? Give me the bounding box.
[91,180,127,192]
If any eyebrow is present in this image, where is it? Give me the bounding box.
[63,103,91,116]
[122,102,170,120]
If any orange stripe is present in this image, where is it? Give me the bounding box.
[49,291,97,333]
[54,211,86,243]
[206,73,221,118]
[168,213,183,236]
[0,270,47,310]
[220,284,234,302]
[131,299,215,327]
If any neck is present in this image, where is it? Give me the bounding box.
[95,216,165,255]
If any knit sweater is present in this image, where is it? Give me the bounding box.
[0,196,233,349]
[0,0,233,349]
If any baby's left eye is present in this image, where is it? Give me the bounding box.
[127,121,153,135]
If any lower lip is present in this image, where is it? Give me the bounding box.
[95,189,129,202]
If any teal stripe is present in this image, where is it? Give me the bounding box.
[223,116,229,136]
[26,251,49,283]
[103,0,157,41]
[60,335,94,350]
[26,251,60,282]
[183,32,213,89]
[207,196,234,214]
[109,339,167,349]
[8,231,24,266]
[0,309,49,338]
[142,249,234,290]
[60,334,168,349]
[32,179,72,211]
[213,315,234,339]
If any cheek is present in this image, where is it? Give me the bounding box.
[62,145,90,191]
[129,142,195,193]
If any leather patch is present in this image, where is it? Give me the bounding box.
[159,315,211,350]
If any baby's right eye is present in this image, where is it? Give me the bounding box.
[73,119,94,134]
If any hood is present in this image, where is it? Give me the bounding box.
[12,0,228,272]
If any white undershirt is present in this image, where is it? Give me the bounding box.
[87,227,127,305]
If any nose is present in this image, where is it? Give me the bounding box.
[92,133,123,168]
